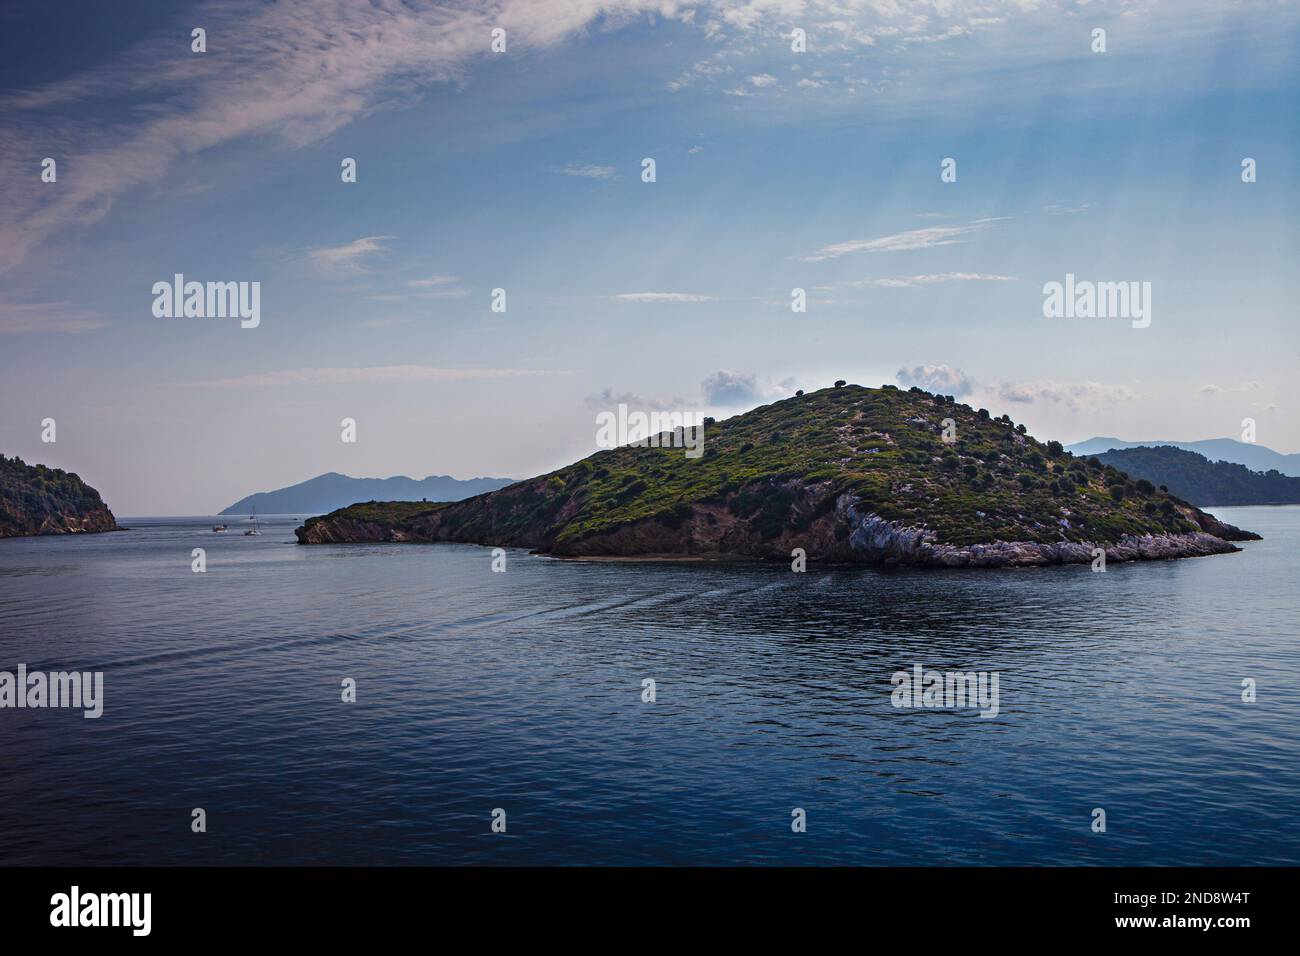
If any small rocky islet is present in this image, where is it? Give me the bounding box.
[295,384,1258,568]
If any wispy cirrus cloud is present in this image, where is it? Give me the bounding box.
[174,365,572,389]
[555,163,618,180]
[614,292,713,303]
[0,301,107,334]
[307,236,393,276]
[367,275,470,302]
[406,274,471,298]
[833,272,1015,289]
[1044,201,1091,216]
[407,275,458,289]
[798,221,1002,262]
[0,0,699,273]
[0,1,1264,275]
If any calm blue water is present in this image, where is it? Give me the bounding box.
[0,507,1297,865]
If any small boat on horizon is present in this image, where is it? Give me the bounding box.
[244,510,261,536]
[212,524,227,532]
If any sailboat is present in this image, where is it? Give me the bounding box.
[244,509,261,536]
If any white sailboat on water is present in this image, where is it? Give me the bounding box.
[244,508,261,536]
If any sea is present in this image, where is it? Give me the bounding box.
[1,507,1296,865]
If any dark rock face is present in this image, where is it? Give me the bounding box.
[292,516,390,544]
[1187,509,1261,542]
[0,499,118,537]
[0,455,119,538]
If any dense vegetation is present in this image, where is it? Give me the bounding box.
[302,384,1220,551]
[0,454,117,537]
[1096,445,1300,506]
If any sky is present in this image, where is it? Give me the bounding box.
[1,0,1297,515]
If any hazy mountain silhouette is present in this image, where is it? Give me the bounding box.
[220,472,517,516]
[1067,437,1300,477]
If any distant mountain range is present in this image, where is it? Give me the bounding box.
[1067,437,1300,477]
[220,472,517,516]
[1094,446,1300,506]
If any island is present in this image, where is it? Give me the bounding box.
[220,472,517,517]
[295,384,1258,567]
[1093,445,1300,506]
[0,454,118,538]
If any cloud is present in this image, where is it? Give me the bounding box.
[700,370,766,406]
[419,287,472,298]
[394,274,471,298]
[0,301,107,334]
[307,236,393,275]
[798,222,996,262]
[901,25,968,44]
[556,163,618,180]
[614,292,713,303]
[896,364,977,397]
[176,365,572,388]
[667,58,727,92]
[588,370,791,412]
[0,0,1261,274]
[748,73,778,87]
[1044,201,1090,216]
[407,275,458,288]
[839,272,1015,289]
[896,364,1137,410]
[996,380,1137,409]
[0,0,699,272]
[584,387,689,411]
[1199,381,1263,396]
[593,369,788,411]
[687,145,706,154]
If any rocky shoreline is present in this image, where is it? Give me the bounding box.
[0,454,119,539]
[296,492,1255,568]
[0,504,118,538]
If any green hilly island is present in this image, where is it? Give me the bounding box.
[1094,445,1300,506]
[0,454,118,538]
[296,384,1257,567]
